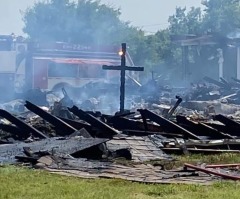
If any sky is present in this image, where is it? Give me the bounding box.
[0,0,203,35]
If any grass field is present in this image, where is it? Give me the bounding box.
[1,153,240,199]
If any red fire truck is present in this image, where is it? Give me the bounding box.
[0,35,136,100]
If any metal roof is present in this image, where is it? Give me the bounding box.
[172,35,217,46]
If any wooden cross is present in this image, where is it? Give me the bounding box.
[102,43,144,113]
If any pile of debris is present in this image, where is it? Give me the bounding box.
[1,89,240,185]
[186,76,240,103]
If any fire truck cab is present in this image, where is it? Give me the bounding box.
[0,35,136,101]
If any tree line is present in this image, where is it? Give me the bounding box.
[22,0,240,81]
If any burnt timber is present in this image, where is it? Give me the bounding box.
[138,109,201,140]
[0,109,48,139]
[25,101,78,135]
[69,106,119,138]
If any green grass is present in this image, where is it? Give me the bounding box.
[1,153,240,199]
[177,153,240,164]
[147,153,240,170]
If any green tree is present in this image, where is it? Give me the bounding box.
[202,0,240,35]
[168,7,203,64]
[166,0,240,80]
[23,0,75,42]
[22,0,139,45]
[168,7,203,35]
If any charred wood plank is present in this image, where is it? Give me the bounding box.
[166,96,182,119]
[220,77,232,88]
[69,128,92,138]
[214,114,240,133]
[57,117,92,132]
[176,115,233,139]
[0,137,108,164]
[0,109,48,139]
[141,113,149,131]
[176,115,201,134]
[107,117,163,132]
[15,156,39,164]
[112,111,135,118]
[0,124,24,137]
[198,123,234,139]
[122,130,184,138]
[25,101,77,135]
[204,76,231,89]
[203,122,239,137]
[138,109,201,140]
[0,139,15,144]
[69,106,119,138]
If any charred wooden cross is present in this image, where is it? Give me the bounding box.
[102,43,144,113]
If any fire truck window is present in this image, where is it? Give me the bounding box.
[78,65,88,78]
[78,64,106,78]
[48,62,78,78]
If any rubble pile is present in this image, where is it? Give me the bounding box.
[2,76,240,184]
